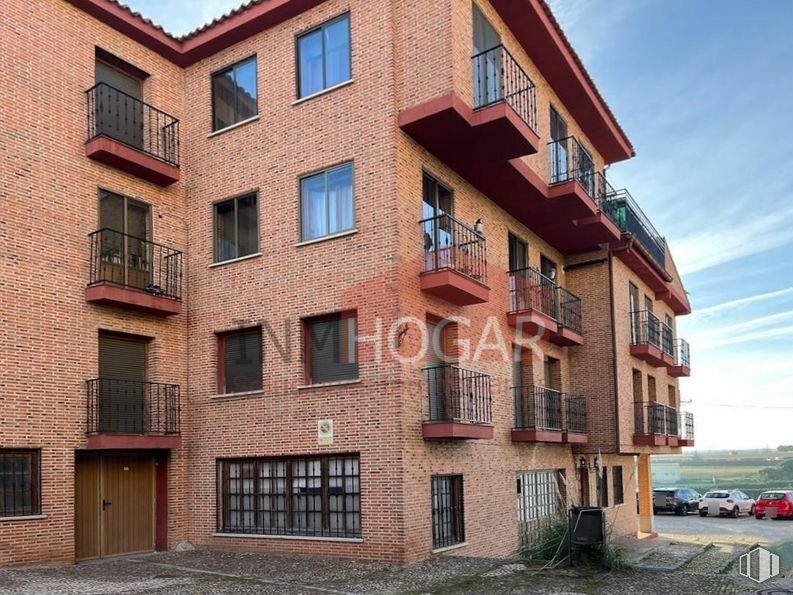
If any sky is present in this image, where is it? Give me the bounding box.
[126,0,793,450]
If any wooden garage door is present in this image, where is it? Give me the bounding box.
[75,455,154,560]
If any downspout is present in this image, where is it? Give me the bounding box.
[607,248,622,451]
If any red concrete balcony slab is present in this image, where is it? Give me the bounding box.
[632,434,667,447]
[85,283,182,316]
[507,309,556,338]
[422,422,494,440]
[85,434,181,450]
[420,270,489,306]
[511,428,563,443]
[666,436,679,447]
[629,343,666,368]
[668,364,691,378]
[662,352,675,367]
[86,136,180,186]
[551,324,584,347]
[563,432,588,444]
[678,438,695,447]
[658,285,692,316]
[614,239,669,295]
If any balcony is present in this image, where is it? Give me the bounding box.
[629,311,668,367]
[85,83,180,186]
[85,229,183,316]
[679,411,695,447]
[422,365,493,440]
[507,267,583,346]
[668,339,691,377]
[633,402,679,447]
[511,386,588,443]
[85,378,181,449]
[420,214,489,305]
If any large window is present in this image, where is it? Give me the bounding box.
[304,313,358,385]
[517,470,566,547]
[217,455,361,538]
[300,163,354,242]
[0,450,40,518]
[297,13,351,99]
[612,466,624,505]
[218,328,263,394]
[431,475,464,549]
[212,56,258,131]
[214,193,259,262]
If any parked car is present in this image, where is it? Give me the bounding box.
[755,490,793,519]
[653,487,701,515]
[699,490,755,517]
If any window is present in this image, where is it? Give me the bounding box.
[0,450,40,517]
[97,190,152,291]
[212,56,258,131]
[218,328,263,394]
[300,163,354,241]
[549,106,569,182]
[508,234,527,272]
[540,255,557,283]
[517,470,566,546]
[297,13,351,99]
[214,193,259,262]
[599,467,609,507]
[431,475,464,549]
[304,313,358,385]
[218,455,360,538]
[613,466,624,505]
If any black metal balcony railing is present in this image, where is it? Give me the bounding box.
[425,365,492,425]
[557,286,583,335]
[508,267,583,334]
[86,82,180,166]
[681,411,695,441]
[513,385,562,431]
[661,324,674,357]
[634,402,667,436]
[601,189,666,267]
[630,310,661,348]
[564,394,587,434]
[675,339,691,368]
[422,214,487,285]
[86,378,180,435]
[472,44,537,132]
[88,228,183,300]
[548,136,596,186]
[666,406,679,437]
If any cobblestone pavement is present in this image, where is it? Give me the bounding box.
[0,549,786,595]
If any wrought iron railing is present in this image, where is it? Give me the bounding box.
[557,286,583,334]
[472,44,537,131]
[421,214,487,285]
[88,228,183,300]
[661,323,674,357]
[548,136,596,186]
[86,82,180,166]
[565,394,587,434]
[513,385,563,431]
[508,267,582,333]
[634,402,667,436]
[601,189,666,267]
[681,412,695,441]
[425,365,492,425]
[86,378,180,435]
[675,339,691,369]
[666,406,679,437]
[630,310,661,348]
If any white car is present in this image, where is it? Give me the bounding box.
[699,490,756,518]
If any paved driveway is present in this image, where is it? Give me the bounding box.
[654,510,793,545]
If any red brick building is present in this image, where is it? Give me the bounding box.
[0,0,693,565]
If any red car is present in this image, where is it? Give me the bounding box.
[755,490,793,519]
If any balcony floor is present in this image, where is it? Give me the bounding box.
[86,283,182,316]
[668,365,691,378]
[86,135,179,186]
[630,343,666,368]
[420,269,489,306]
[422,422,493,440]
[632,434,667,447]
[511,428,564,443]
[85,434,181,450]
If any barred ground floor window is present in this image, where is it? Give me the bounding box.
[431,475,465,549]
[217,454,360,539]
[0,450,40,518]
[516,469,566,547]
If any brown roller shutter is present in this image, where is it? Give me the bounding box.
[98,334,146,381]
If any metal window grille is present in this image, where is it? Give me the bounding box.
[612,466,625,505]
[431,475,465,549]
[0,450,41,517]
[516,469,566,547]
[218,454,360,538]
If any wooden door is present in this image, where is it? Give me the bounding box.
[101,456,154,557]
[74,455,154,560]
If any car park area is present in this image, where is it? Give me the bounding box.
[655,510,793,543]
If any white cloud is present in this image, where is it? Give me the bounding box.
[692,287,793,319]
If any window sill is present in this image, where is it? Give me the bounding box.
[0,514,47,523]
[297,379,361,391]
[432,541,468,554]
[213,532,363,543]
[209,390,264,401]
[292,79,354,106]
[296,229,358,247]
[208,115,260,138]
[209,252,262,268]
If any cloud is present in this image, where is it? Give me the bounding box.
[693,287,793,319]
[125,0,245,36]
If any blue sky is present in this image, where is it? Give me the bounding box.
[127,0,793,449]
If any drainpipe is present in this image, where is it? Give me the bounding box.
[607,248,621,451]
